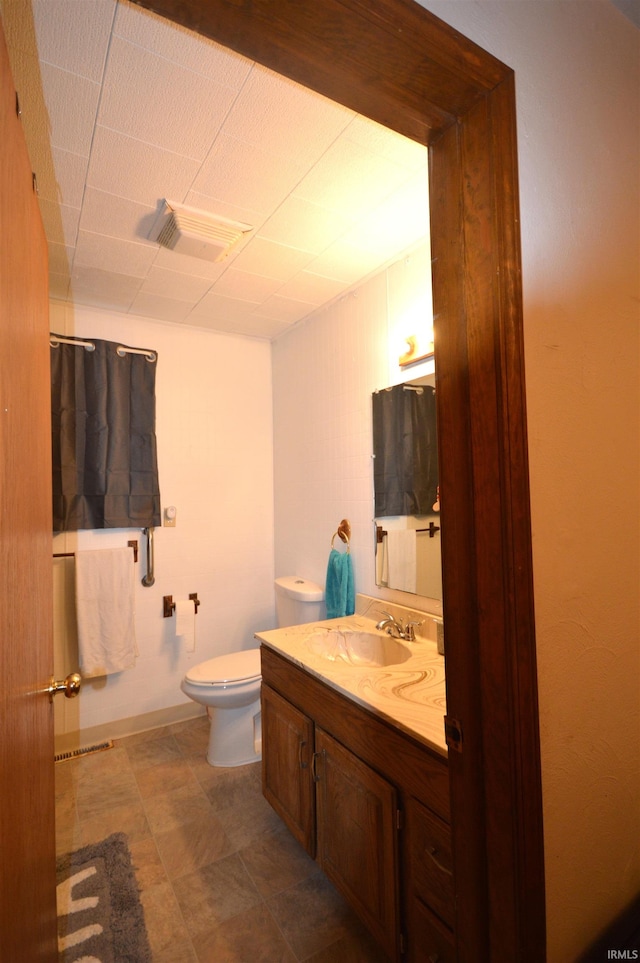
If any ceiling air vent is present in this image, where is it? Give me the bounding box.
[149,201,252,263]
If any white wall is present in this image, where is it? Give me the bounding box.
[272,240,438,613]
[415,2,640,959]
[51,301,274,733]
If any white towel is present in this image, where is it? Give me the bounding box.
[75,547,137,677]
[376,533,389,586]
[175,598,196,653]
[387,530,417,594]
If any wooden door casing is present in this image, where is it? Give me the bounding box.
[130,4,546,957]
[0,19,57,963]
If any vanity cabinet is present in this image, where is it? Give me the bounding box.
[261,645,453,962]
[262,681,399,958]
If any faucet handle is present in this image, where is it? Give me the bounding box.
[405,619,422,641]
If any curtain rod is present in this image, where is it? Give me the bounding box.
[50,334,157,363]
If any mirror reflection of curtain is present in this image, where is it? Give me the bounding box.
[51,336,161,532]
[372,383,437,516]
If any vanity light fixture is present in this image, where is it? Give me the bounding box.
[399,334,435,367]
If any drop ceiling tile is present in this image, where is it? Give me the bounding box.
[99,37,238,160]
[192,133,308,216]
[79,188,157,245]
[293,136,411,221]
[6,0,432,340]
[69,266,142,312]
[139,266,213,302]
[39,197,80,248]
[152,245,229,281]
[74,230,157,278]
[221,64,354,165]
[128,292,193,324]
[258,196,352,254]
[341,174,429,258]
[87,126,200,208]
[114,0,252,89]
[257,294,317,324]
[231,237,314,282]
[211,268,281,303]
[47,240,73,277]
[232,315,289,339]
[187,312,279,339]
[49,272,71,300]
[39,61,101,156]
[305,241,383,284]
[276,271,345,306]
[32,0,115,81]
[343,115,428,171]
[186,290,261,326]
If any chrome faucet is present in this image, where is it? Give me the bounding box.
[375,612,422,642]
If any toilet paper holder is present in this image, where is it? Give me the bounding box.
[163,593,200,618]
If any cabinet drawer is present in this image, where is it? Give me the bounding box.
[407,898,455,963]
[405,797,453,927]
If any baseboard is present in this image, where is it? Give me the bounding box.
[54,702,206,756]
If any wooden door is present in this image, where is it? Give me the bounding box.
[315,727,400,962]
[261,683,315,855]
[0,21,57,963]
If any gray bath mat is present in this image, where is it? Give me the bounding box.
[56,832,152,963]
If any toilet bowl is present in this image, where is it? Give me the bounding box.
[181,576,324,767]
[181,649,262,767]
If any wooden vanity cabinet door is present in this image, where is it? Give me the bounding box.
[315,727,400,962]
[261,683,315,856]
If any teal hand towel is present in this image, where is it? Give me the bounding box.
[325,548,355,619]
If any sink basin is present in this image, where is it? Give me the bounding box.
[305,628,412,667]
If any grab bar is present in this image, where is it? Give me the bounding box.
[142,526,155,586]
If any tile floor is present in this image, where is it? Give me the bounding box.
[54,716,389,962]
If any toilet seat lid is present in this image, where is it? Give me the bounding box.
[185,648,261,685]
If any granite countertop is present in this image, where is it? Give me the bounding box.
[255,597,447,757]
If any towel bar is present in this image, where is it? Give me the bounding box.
[376,522,440,543]
[53,540,139,563]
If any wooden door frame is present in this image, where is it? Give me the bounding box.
[132,1,546,959]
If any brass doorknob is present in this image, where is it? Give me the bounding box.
[48,672,81,702]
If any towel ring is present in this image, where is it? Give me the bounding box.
[331,518,351,553]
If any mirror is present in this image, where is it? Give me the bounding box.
[372,373,441,598]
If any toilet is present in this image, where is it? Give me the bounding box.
[181,576,324,767]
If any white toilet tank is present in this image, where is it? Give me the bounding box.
[275,576,325,627]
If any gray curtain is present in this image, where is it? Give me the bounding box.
[51,335,161,532]
[372,383,438,516]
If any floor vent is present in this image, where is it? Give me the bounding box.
[55,740,113,763]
